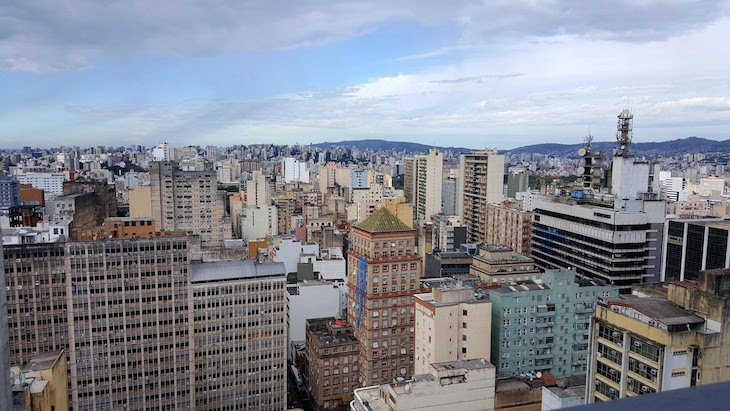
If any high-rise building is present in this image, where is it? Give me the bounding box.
[532,110,665,291]
[152,142,171,161]
[586,269,730,403]
[247,170,270,206]
[403,158,415,205]
[305,318,359,410]
[239,205,278,241]
[442,170,459,216]
[149,161,231,247]
[489,269,617,378]
[6,237,192,410]
[414,284,492,375]
[506,167,529,199]
[346,207,422,386]
[414,149,443,222]
[431,213,466,252]
[5,236,287,411]
[205,145,218,162]
[0,240,11,410]
[0,175,21,210]
[459,149,505,244]
[661,218,730,282]
[16,173,65,196]
[190,260,287,410]
[283,157,310,183]
[484,202,532,255]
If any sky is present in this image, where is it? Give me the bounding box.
[1,0,730,150]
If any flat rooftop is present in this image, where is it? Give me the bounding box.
[190,260,285,283]
[493,281,550,293]
[432,358,495,372]
[603,295,704,326]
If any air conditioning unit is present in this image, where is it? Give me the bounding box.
[609,369,616,375]
[634,341,642,348]
[650,369,657,375]
[641,385,651,392]
[612,331,620,337]
[609,388,617,394]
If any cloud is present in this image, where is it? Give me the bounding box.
[1,0,728,72]
[429,74,526,83]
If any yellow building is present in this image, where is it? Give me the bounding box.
[10,350,68,411]
[128,185,152,217]
[586,269,730,403]
[382,196,413,228]
[414,284,492,375]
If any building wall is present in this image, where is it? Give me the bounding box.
[490,269,617,378]
[485,203,532,255]
[346,228,422,386]
[129,185,152,218]
[191,272,287,410]
[0,241,11,411]
[239,205,277,241]
[288,283,345,343]
[149,161,230,247]
[461,150,505,244]
[414,290,492,375]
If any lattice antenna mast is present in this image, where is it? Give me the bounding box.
[615,109,633,157]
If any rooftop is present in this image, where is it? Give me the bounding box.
[493,281,550,293]
[603,295,704,326]
[190,260,285,283]
[307,317,357,347]
[354,207,413,233]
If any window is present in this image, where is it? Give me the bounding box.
[462,322,467,329]
[462,347,467,354]
[462,309,467,316]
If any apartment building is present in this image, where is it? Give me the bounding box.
[352,359,496,411]
[190,260,287,410]
[484,202,532,255]
[415,149,443,222]
[16,173,65,196]
[414,285,492,375]
[469,245,542,285]
[586,269,730,403]
[432,213,466,252]
[305,318,359,411]
[0,241,10,409]
[346,207,422,386]
[458,149,505,244]
[247,170,270,206]
[661,218,730,282]
[5,236,192,410]
[489,269,617,378]
[403,158,415,205]
[149,161,231,247]
[5,236,288,411]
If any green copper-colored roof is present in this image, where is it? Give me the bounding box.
[354,207,413,233]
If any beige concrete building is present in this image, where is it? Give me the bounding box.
[10,350,68,411]
[484,202,532,255]
[414,149,443,222]
[587,269,730,403]
[305,318,359,410]
[346,207,422,386]
[404,157,415,205]
[352,359,496,411]
[247,170,270,206]
[459,149,505,243]
[469,245,542,284]
[149,161,231,247]
[414,285,492,375]
[128,185,152,217]
[190,260,287,410]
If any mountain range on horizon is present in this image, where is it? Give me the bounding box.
[313,137,730,157]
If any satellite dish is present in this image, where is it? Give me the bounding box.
[577,166,585,175]
[612,148,618,155]
[578,148,586,156]
[535,371,543,378]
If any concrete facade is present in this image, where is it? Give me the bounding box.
[414,285,492,375]
[460,150,505,244]
[490,269,617,378]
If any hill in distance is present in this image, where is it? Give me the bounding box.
[311,139,472,153]
[507,137,730,157]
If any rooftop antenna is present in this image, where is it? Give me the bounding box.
[614,108,633,158]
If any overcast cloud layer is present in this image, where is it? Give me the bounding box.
[1,0,729,148]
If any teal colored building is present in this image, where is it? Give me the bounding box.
[489,268,618,378]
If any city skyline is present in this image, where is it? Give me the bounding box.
[1,1,730,149]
